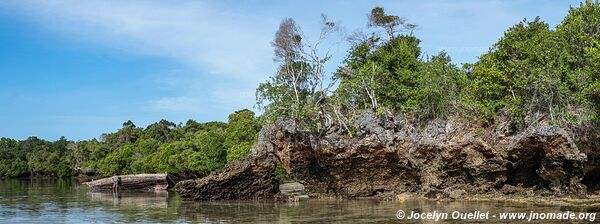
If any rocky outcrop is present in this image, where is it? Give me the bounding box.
[506,125,587,196]
[255,110,594,199]
[175,157,279,200]
[175,110,599,201]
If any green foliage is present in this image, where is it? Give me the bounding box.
[466,18,561,124]
[95,118,230,176]
[128,138,161,174]
[227,142,254,162]
[373,36,422,111]
[3,3,600,179]
[415,52,463,119]
[557,0,600,121]
[368,6,416,39]
[0,109,261,178]
[224,109,261,162]
[322,3,600,130]
[334,35,422,112]
[97,143,135,176]
[275,160,291,181]
[142,120,179,143]
[257,16,339,129]
[190,128,228,173]
[22,137,76,177]
[0,138,27,177]
[101,121,143,147]
[557,0,600,71]
[334,34,461,119]
[256,18,312,122]
[463,2,600,125]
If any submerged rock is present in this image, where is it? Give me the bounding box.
[276,182,309,201]
[175,157,279,200]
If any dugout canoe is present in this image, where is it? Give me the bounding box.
[84,174,172,192]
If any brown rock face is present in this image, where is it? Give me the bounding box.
[175,110,599,201]
[506,126,587,196]
[256,110,593,198]
[175,157,279,200]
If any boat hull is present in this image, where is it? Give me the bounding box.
[84,174,171,192]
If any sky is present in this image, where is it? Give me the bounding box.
[0,0,582,140]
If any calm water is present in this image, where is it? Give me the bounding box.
[0,179,598,223]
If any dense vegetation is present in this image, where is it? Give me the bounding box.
[1,2,599,178]
[0,109,261,177]
[259,2,600,132]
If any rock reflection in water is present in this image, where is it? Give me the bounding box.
[175,198,599,223]
[175,199,450,223]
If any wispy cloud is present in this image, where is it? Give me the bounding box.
[1,0,278,113]
[7,0,277,78]
[0,0,579,122]
[150,96,204,113]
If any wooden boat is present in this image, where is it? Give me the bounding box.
[84,174,172,192]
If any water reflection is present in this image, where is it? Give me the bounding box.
[175,199,593,223]
[87,191,169,209]
[0,178,598,223]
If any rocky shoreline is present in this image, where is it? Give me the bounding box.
[176,110,600,202]
[175,157,279,200]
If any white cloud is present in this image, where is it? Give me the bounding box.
[148,80,257,114]
[7,0,276,79]
[3,0,571,118]
[210,85,256,109]
[150,96,204,113]
[1,0,278,113]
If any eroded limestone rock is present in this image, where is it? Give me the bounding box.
[175,157,279,200]
[256,111,593,199]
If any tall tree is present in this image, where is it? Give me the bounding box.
[368,7,416,39]
[257,15,340,128]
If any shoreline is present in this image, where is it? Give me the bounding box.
[3,177,600,208]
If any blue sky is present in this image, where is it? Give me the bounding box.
[0,0,581,140]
